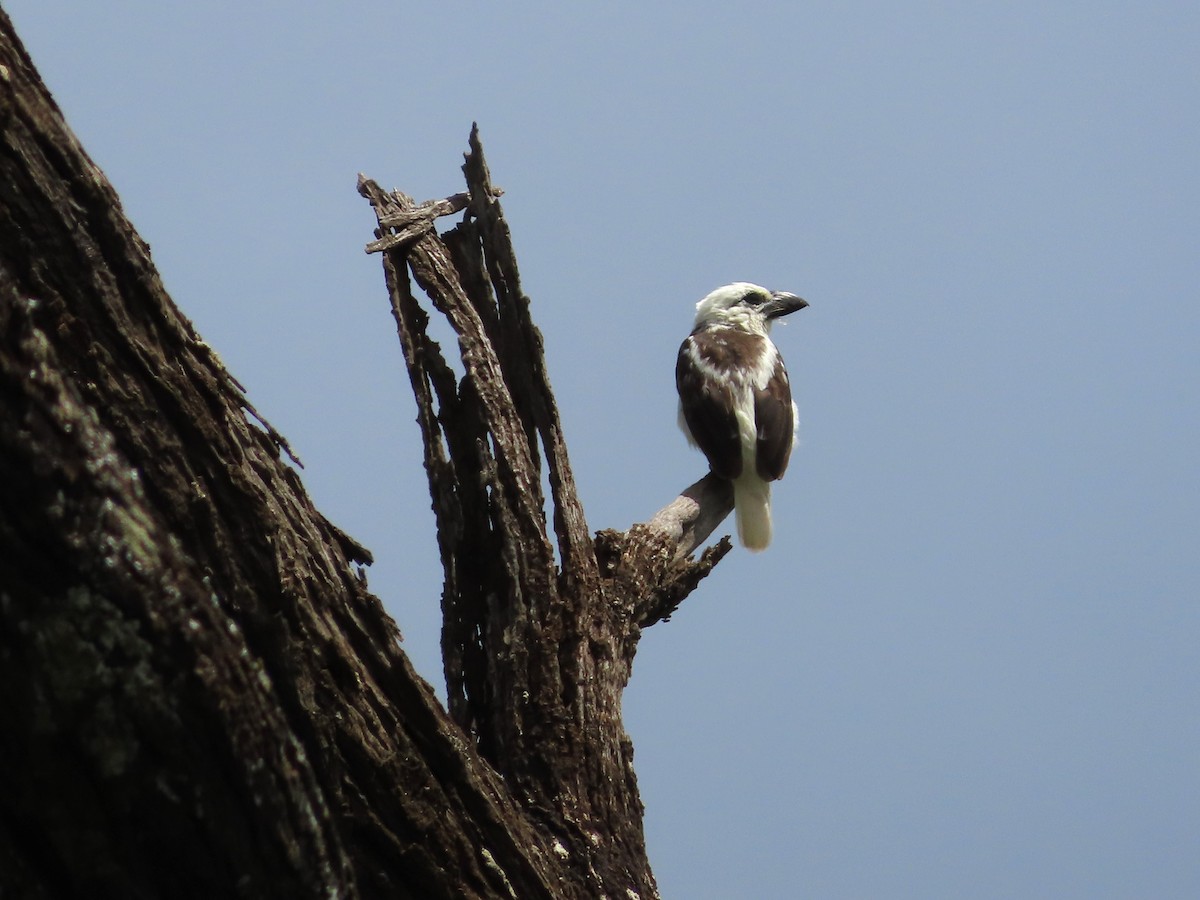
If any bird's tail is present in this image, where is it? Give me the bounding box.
[734,475,772,551]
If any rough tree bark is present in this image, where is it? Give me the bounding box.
[1,13,733,899]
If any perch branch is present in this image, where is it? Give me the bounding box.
[643,472,735,560]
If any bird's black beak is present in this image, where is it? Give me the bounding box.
[765,291,809,319]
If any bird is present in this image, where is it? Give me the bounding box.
[676,282,808,551]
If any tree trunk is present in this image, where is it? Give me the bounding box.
[1,12,730,898]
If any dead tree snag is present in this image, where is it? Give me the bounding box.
[358,126,733,896]
[1,6,735,895]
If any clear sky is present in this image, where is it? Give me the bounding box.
[8,2,1198,897]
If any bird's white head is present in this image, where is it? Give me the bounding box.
[693,282,808,333]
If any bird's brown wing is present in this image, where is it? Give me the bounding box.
[753,355,794,482]
[676,337,743,479]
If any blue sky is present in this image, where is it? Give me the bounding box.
[8,2,1198,897]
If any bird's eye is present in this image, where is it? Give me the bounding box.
[742,291,767,306]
